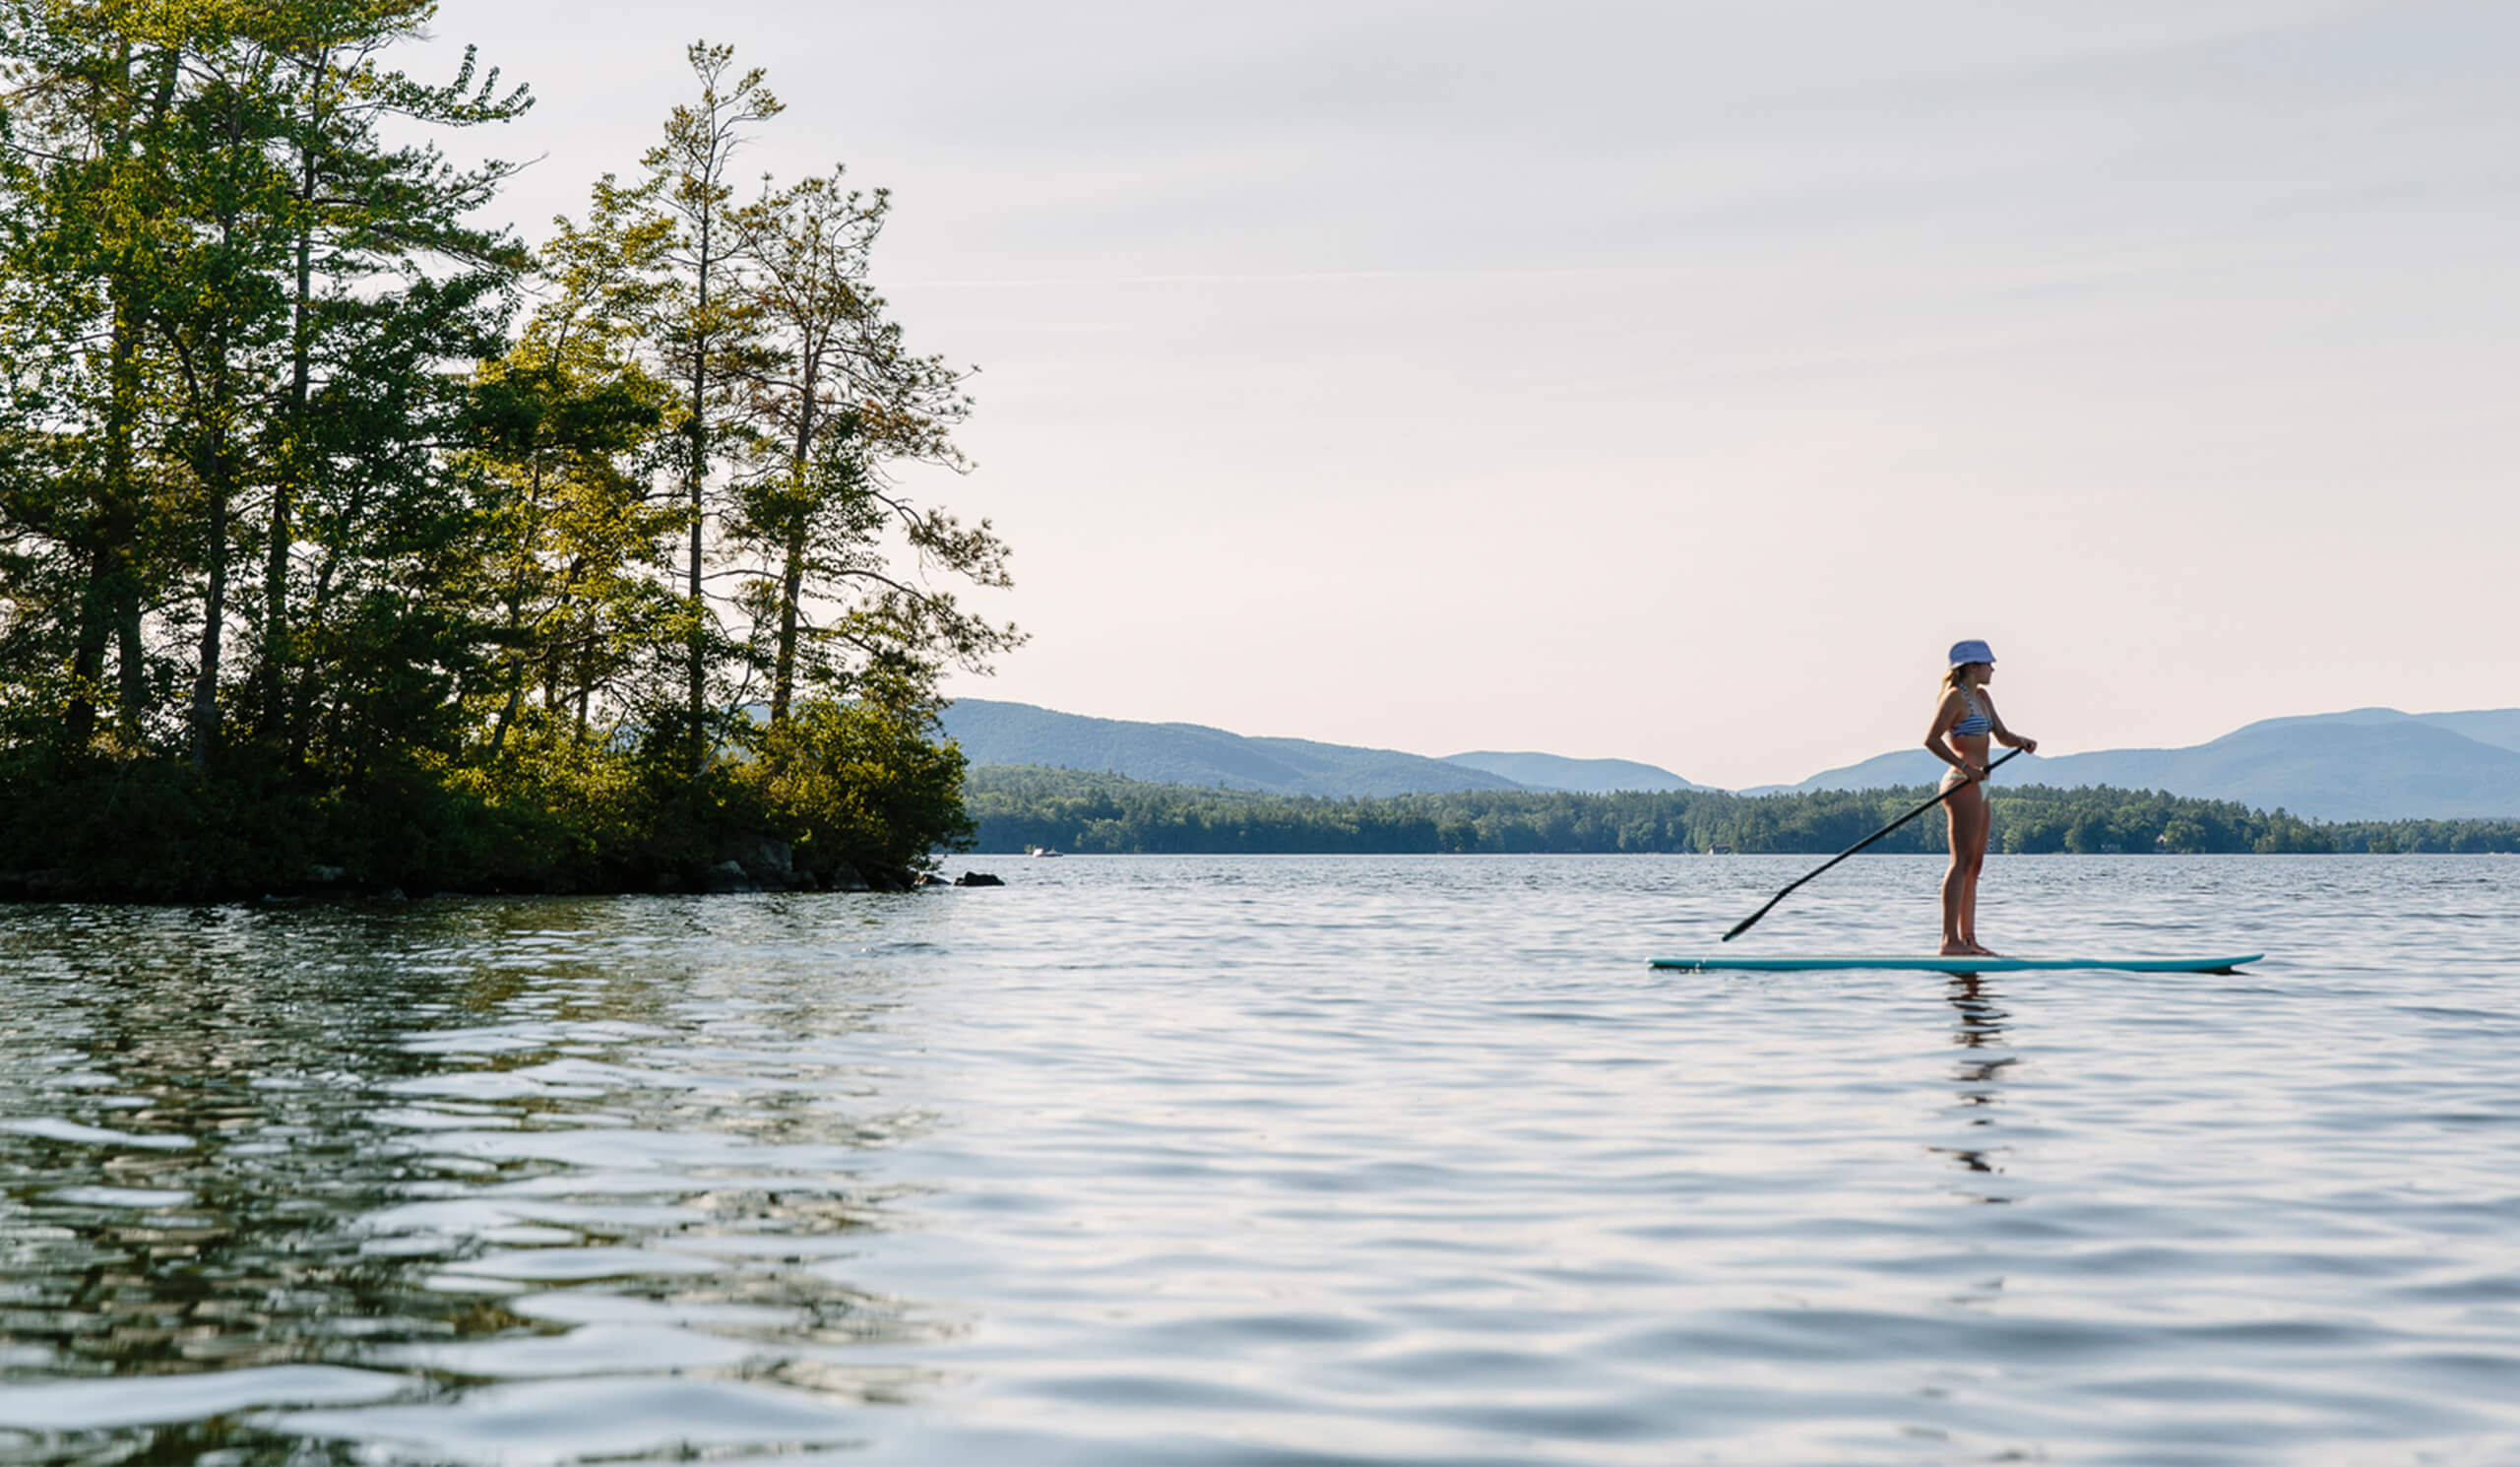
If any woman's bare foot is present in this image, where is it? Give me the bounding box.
[1965,942,2001,958]
[1939,940,1975,956]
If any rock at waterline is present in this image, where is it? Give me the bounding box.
[702,860,761,895]
[955,872,1005,887]
[721,836,799,890]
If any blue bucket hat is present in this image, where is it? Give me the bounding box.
[1948,639,1995,668]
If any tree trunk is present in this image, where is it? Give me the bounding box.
[190,96,250,769]
[190,447,229,769]
[771,531,805,727]
[769,386,816,728]
[75,47,163,750]
[115,591,146,739]
[261,107,321,744]
[574,633,594,743]
[104,277,148,740]
[486,660,526,758]
[685,208,712,779]
[65,550,111,750]
[285,463,368,762]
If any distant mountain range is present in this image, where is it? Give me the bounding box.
[939,699,2520,820]
[1440,751,1710,794]
[935,700,1710,797]
[1767,708,2520,820]
[936,699,1531,797]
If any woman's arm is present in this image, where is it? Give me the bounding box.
[1922,691,1984,779]
[1981,692,2040,754]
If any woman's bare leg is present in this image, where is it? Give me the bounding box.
[1956,794,1993,954]
[1939,787,1980,955]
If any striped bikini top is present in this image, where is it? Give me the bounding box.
[1951,686,1992,737]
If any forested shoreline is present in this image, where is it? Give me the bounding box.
[966,767,2520,857]
[0,10,1005,900]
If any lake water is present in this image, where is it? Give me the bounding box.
[2,855,2518,1465]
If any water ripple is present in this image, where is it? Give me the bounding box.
[2,858,2518,1462]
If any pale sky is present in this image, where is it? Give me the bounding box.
[416,0,2520,789]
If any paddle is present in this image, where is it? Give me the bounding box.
[1722,747,2024,942]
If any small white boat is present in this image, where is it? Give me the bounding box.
[1027,846,1064,858]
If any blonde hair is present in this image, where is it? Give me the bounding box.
[1942,663,1985,693]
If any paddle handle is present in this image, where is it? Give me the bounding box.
[1721,747,2024,942]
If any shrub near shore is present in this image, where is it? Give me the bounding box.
[0,693,971,901]
[965,767,2520,857]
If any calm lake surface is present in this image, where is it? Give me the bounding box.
[3,855,2518,1465]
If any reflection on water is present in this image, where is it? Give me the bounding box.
[1936,974,2015,1195]
[2,858,2519,1465]
[0,901,949,1463]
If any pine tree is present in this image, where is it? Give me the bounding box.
[637,40,779,778]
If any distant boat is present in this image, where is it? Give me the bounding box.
[1028,846,1064,858]
[1705,844,1732,855]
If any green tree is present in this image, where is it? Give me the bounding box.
[0,24,1006,898]
[724,167,1015,729]
[457,175,677,763]
[249,0,530,755]
[740,675,972,879]
[0,3,186,752]
[638,39,779,778]
[0,0,527,769]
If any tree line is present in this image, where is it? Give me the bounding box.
[0,9,1007,898]
[965,767,2520,857]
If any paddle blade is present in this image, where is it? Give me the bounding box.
[1721,909,1762,942]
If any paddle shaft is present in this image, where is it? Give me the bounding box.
[1721,747,2024,942]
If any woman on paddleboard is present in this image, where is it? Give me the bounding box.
[1925,640,2036,957]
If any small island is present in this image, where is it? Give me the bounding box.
[0,30,1011,900]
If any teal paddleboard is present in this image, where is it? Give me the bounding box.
[1651,954,2262,975]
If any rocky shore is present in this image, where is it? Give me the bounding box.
[0,837,1002,904]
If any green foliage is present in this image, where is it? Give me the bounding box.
[0,745,566,900]
[964,768,2520,858]
[0,26,993,897]
[739,689,973,878]
[2323,818,2520,855]
[722,165,1011,729]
